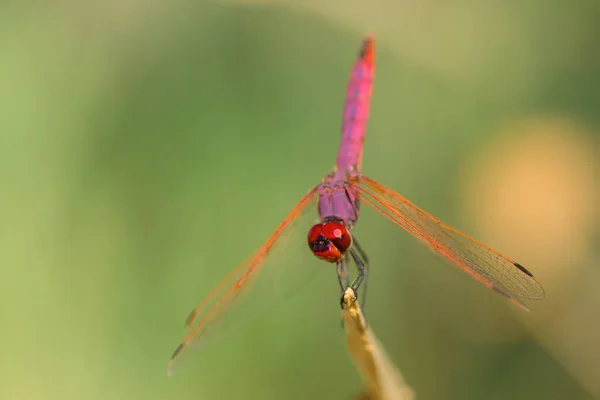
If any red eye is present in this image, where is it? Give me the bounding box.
[307,222,351,263]
[307,224,324,246]
[321,221,352,253]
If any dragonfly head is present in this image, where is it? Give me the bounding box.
[307,221,352,263]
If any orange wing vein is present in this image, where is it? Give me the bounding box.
[355,175,545,310]
[167,186,318,375]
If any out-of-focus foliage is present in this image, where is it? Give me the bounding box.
[1,1,598,399]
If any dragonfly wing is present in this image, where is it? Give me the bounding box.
[355,175,545,309]
[168,186,320,375]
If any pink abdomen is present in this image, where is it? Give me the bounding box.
[335,37,375,173]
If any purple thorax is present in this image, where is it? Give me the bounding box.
[317,170,360,226]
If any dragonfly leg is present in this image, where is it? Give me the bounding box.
[353,236,370,264]
[349,237,370,309]
[337,258,351,308]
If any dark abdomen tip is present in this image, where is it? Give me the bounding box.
[359,35,375,65]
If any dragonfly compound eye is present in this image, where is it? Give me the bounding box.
[322,221,352,254]
[307,223,344,263]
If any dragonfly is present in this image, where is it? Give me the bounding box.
[167,35,545,375]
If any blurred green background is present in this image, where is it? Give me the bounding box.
[1,1,599,399]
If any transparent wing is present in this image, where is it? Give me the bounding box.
[355,175,545,310]
[167,186,321,375]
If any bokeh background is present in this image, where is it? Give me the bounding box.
[1,1,599,399]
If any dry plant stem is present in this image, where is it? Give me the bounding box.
[342,288,415,400]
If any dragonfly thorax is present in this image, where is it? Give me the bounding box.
[316,175,360,227]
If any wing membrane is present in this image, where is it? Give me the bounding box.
[168,186,319,375]
[355,175,545,309]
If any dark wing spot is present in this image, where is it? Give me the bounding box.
[514,262,534,277]
[170,343,184,360]
[185,308,199,328]
[492,286,511,299]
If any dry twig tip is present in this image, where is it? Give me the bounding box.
[342,288,414,400]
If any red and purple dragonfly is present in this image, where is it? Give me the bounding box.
[167,35,545,375]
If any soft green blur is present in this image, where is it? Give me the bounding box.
[1,1,599,399]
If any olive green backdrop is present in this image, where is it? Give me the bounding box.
[1,1,599,399]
